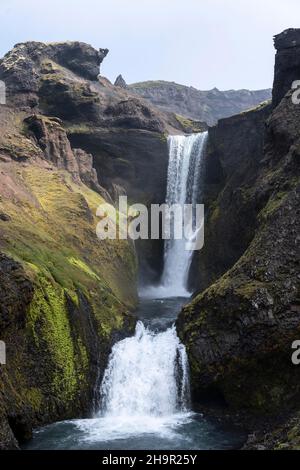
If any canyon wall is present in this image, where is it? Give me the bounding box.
[178,29,300,423]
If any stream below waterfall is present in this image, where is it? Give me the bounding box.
[24,297,245,450]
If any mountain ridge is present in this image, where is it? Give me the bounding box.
[127,79,271,125]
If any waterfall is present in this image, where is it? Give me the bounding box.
[92,134,207,438]
[147,131,207,299]
[99,322,190,419]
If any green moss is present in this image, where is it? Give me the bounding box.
[260,191,288,219]
[24,388,43,412]
[68,257,101,282]
[0,147,138,413]
[159,132,168,143]
[210,205,220,224]
[0,133,42,160]
[236,280,266,299]
[175,114,205,133]
[27,273,78,402]
[240,100,271,116]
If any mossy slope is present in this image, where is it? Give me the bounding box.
[0,107,138,448]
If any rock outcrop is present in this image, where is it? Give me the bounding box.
[129,80,272,126]
[272,28,300,107]
[177,28,300,422]
[0,42,108,108]
[114,74,127,88]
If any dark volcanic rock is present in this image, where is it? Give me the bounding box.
[273,29,300,107]
[189,102,271,292]
[0,253,34,329]
[178,28,300,416]
[53,43,108,80]
[114,74,127,88]
[0,42,107,107]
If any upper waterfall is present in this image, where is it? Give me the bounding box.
[157,132,208,298]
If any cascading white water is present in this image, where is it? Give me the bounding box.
[142,132,208,299]
[100,321,190,419]
[161,132,208,297]
[88,134,207,439]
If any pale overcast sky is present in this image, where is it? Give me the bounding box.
[0,0,299,90]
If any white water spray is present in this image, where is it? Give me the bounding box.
[100,322,190,419]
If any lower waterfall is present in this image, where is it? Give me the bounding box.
[100,322,190,418]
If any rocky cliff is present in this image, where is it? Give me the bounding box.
[0,40,204,293]
[0,106,138,449]
[129,80,271,126]
[177,29,300,440]
[0,40,189,448]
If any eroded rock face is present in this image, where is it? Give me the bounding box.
[25,114,81,179]
[177,28,300,414]
[53,43,108,80]
[0,253,33,331]
[24,113,110,199]
[0,41,107,105]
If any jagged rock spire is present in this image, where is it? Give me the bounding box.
[114,74,127,88]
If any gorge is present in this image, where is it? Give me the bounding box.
[24,130,235,450]
[0,27,299,451]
